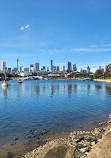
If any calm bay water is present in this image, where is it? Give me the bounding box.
[0,79,111,157]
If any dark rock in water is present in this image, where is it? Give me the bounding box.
[25,129,49,140]
[7,152,14,158]
[13,137,19,141]
[10,142,16,146]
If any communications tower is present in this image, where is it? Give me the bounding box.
[17,58,19,71]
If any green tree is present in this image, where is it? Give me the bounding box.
[93,69,103,79]
[104,64,111,78]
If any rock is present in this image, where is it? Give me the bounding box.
[13,137,19,141]
[76,137,84,143]
[10,142,16,146]
[91,141,95,146]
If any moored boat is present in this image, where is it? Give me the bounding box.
[18,79,22,83]
[2,80,8,87]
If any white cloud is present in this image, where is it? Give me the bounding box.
[20,26,24,31]
[20,24,30,31]
[25,24,29,29]
[70,48,111,52]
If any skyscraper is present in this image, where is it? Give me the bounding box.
[30,64,34,72]
[87,65,90,73]
[57,66,59,71]
[42,66,46,71]
[67,61,72,72]
[99,66,101,70]
[62,66,65,71]
[33,62,39,72]
[20,66,23,72]
[2,61,6,72]
[73,64,77,72]
[51,60,53,71]
[47,67,49,72]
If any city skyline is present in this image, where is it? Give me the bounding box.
[0,59,107,73]
[0,0,111,71]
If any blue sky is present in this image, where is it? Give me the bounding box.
[0,0,111,71]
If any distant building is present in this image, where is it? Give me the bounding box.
[2,61,6,72]
[87,65,90,73]
[73,64,77,72]
[62,66,65,71]
[12,67,18,72]
[80,69,87,73]
[7,68,11,72]
[53,66,56,71]
[51,60,53,71]
[99,66,101,70]
[30,64,34,72]
[41,66,46,71]
[101,68,104,73]
[57,66,59,71]
[33,62,39,72]
[104,65,107,72]
[67,61,72,72]
[19,72,32,77]
[20,66,23,72]
[47,67,49,72]
[22,67,29,72]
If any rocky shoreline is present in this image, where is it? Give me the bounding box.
[21,115,111,158]
[93,79,111,83]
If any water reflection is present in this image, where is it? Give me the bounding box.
[87,85,90,91]
[1,82,108,99]
[1,80,111,158]
[105,85,111,95]
[68,84,72,97]
[31,85,40,96]
[95,85,102,90]
[2,86,7,98]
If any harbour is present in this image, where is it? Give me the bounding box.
[0,80,111,157]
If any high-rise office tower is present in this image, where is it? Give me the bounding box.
[42,66,46,71]
[67,61,72,72]
[62,66,65,71]
[22,67,29,72]
[20,66,23,72]
[47,67,49,72]
[99,66,101,70]
[51,60,53,71]
[87,65,90,73]
[30,64,34,72]
[2,61,6,72]
[7,68,11,72]
[57,66,59,71]
[33,62,39,72]
[73,64,77,72]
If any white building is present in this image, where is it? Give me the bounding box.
[22,67,29,72]
[62,66,65,71]
[19,72,32,77]
[104,65,107,72]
